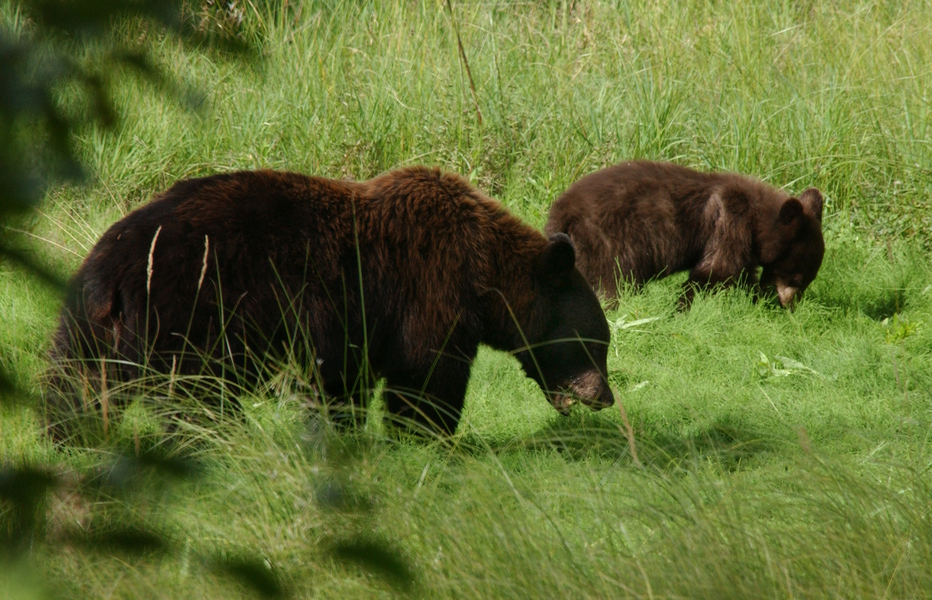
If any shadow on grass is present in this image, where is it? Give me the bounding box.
[812,283,908,321]
[808,238,930,321]
[454,410,779,472]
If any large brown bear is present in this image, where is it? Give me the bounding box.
[48,167,614,438]
[545,161,825,307]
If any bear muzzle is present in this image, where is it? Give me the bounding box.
[776,282,800,308]
[547,369,615,415]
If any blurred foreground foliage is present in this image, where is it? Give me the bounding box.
[0,2,413,597]
[0,0,263,315]
[0,0,189,396]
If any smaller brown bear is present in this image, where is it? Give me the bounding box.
[545,161,825,307]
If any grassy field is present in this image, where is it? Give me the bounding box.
[3,0,932,598]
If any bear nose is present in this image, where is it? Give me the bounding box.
[570,370,614,410]
[776,283,799,308]
[590,380,615,410]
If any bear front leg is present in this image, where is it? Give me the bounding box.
[321,361,374,431]
[680,265,740,309]
[681,264,758,309]
[325,390,368,431]
[383,358,471,436]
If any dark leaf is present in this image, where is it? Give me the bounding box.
[0,465,57,509]
[68,523,169,556]
[0,243,68,292]
[81,71,118,129]
[210,555,287,599]
[0,368,18,403]
[0,466,56,555]
[85,447,201,493]
[175,19,258,58]
[131,446,202,480]
[27,0,184,36]
[112,49,206,113]
[329,536,416,592]
[0,154,44,214]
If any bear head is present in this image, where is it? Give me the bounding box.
[516,233,615,415]
[759,188,825,308]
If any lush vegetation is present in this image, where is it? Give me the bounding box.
[2,0,932,598]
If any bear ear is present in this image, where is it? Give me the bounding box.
[777,198,804,228]
[798,188,824,224]
[539,233,577,279]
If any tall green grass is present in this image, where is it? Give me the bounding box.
[3,0,932,598]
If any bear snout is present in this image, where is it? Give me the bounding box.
[558,369,615,412]
[589,380,616,410]
[776,282,800,308]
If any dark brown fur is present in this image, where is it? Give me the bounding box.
[545,161,825,307]
[49,167,613,437]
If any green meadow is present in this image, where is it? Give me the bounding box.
[2,0,932,598]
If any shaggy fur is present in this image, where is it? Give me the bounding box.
[545,161,825,307]
[49,167,613,437]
